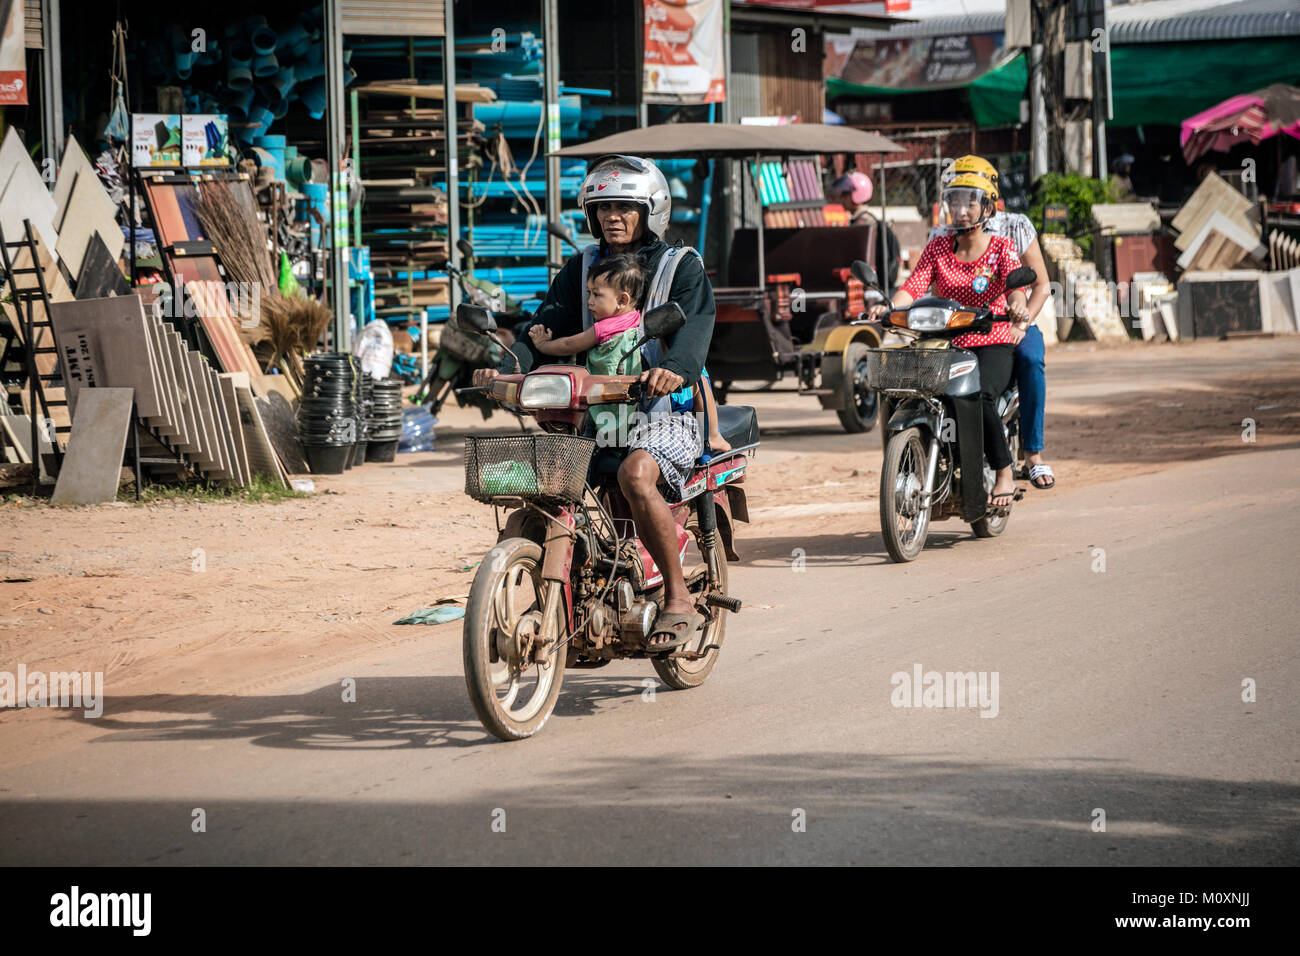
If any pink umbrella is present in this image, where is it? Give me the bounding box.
[1181,83,1300,164]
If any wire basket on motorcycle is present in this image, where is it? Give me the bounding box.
[865,348,955,395]
[464,434,596,505]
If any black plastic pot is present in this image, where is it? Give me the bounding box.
[366,439,398,462]
[304,443,350,475]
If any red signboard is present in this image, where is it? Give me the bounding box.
[0,0,27,106]
[643,0,726,105]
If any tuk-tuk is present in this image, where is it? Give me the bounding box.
[555,123,905,433]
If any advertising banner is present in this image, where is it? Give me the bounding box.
[132,115,183,167]
[182,115,231,167]
[0,0,27,106]
[643,0,726,105]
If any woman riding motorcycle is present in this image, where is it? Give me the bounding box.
[471,154,716,651]
[930,155,1056,491]
[870,172,1029,511]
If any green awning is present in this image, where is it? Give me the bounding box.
[1109,39,1300,127]
[827,37,1300,130]
[826,53,1027,128]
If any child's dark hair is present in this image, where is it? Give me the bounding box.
[587,253,646,305]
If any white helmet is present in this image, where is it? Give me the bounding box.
[578,154,672,242]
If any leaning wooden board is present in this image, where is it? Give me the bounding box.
[47,295,164,421]
[218,374,252,487]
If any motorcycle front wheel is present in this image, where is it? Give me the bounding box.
[880,427,932,563]
[463,537,566,741]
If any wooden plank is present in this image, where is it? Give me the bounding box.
[1171,172,1255,251]
[186,351,228,478]
[143,314,182,442]
[51,387,134,505]
[0,130,59,263]
[355,82,497,103]
[206,365,239,485]
[52,134,98,221]
[218,374,251,487]
[168,331,205,460]
[53,161,124,279]
[233,378,287,487]
[48,295,164,420]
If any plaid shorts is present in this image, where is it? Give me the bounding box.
[627,411,703,503]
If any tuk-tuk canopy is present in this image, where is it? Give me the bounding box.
[551,123,905,158]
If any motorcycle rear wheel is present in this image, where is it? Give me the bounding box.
[651,525,728,690]
[880,427,931,563]
[972,427,1018,538]
[463,538,566,741]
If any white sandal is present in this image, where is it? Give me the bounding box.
[1029,463,1055,490]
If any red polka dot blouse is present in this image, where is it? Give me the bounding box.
[901,234,1024,348]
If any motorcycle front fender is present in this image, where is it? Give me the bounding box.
[887,399,940,439]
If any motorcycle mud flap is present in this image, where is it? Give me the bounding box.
[952,393,986,523]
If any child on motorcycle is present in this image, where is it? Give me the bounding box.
[871,172,1029,511]
[530,253,731,453]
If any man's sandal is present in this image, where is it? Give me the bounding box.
[646,610,704,654]
[1029,463,1055,490]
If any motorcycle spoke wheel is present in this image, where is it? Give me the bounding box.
[880,427,931,563]
[463,538,566,740]
[651,524,728,690]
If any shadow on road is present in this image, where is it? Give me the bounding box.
[738,528,970,567]
[67,674,657,752]
[3,749,1296,864]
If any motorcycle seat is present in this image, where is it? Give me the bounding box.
[711,404,759,451]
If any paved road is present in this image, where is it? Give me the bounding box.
[2,435,1296,864]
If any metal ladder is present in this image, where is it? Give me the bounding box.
[0,219,67,492]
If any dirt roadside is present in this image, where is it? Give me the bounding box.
[2,337,1298,766]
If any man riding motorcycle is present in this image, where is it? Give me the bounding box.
[472,154,716,651]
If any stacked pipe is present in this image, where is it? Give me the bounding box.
[142,9,348,145]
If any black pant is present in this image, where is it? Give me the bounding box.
[974,344,1015,471]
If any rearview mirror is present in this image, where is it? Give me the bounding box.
[456,238,475,261]
[456,303,496,333]
[547,221,579,250]
[851,260,878,287]
[642,302,686,340]
[1005,266,1037,292]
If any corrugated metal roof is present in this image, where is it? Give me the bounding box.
[843,0,1300,43]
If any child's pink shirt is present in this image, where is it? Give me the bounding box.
[591,310,640,344]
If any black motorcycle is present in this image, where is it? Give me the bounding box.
[854,260,1035,563]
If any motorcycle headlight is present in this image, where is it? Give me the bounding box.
[519,374,573,408]
[907,307,951,331]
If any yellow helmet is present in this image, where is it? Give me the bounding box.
[940,173,996,233]
[943,155,1000,199]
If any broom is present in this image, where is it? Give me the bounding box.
[194,181,276,293]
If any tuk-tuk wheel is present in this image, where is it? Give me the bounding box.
[837,342,878,433]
